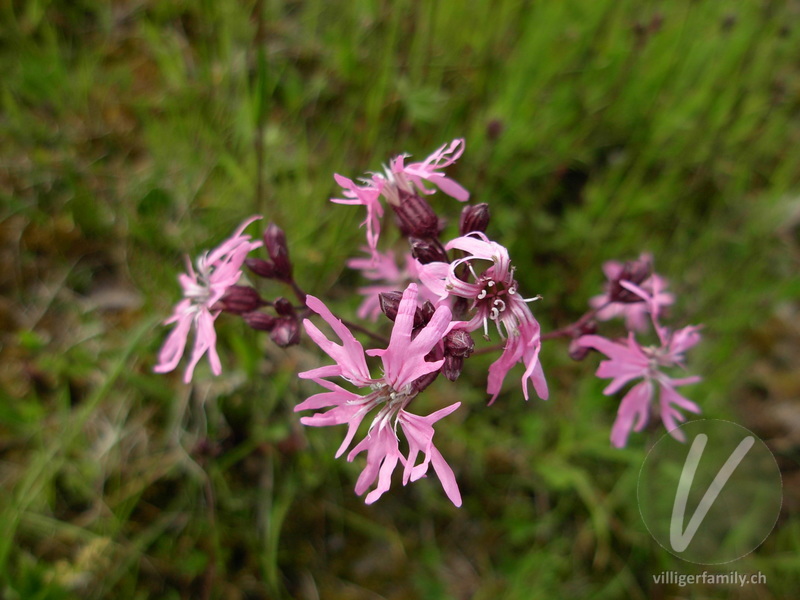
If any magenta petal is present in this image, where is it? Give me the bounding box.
[610,380,653,448]
[183,310,218,383]
[430,446,462,507]
[426,174,470,201]
[153,312,193,374]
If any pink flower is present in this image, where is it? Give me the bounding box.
[578,325,702,447]
[331,140,469,258]
[347,248,439,320]
[154,216,262,383]
[331,174,384,257]
[297,283,462,505]
[382,138,470,206]
[590,256,674,332]
[418,232,548,403]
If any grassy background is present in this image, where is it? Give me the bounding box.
[2,0,800,598]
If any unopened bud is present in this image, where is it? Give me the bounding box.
[411,370,439,394]
[270,318,300,347]
[273,297,295,317]
[419,301,436,325]
[568,321,597,361]
[442,354,464,381]
[243,311,277,331]
[486,118,504,141]
[378,291,403,322]
[391,189,439,238]
[410,238,449,265]
[444,329,475,358]
[378,291,431,328]
[216,285,264,315]
[459,203,490,235]
[264,223,292,281]
[246,257,277,279]
[568,338,591,361]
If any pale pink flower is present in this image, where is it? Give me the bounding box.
[297,283,462,505]
[590,256,674,332]
[381,138,470,206]
[347,248,439,320]
[331,140,469,257]
[417,232,548,403]
[331,174,384,257]
[578,325,702,447]
[154,216,262,383]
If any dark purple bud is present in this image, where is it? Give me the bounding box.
[270,318,300,347]
[216,285,265,315]
[378,291,403,322]
[568,338,591,361]
[411,370,439,394]
[568,321,597,361]
[246,257,277,279]
[391,189,439,238]
[459,203,490,235]
[444,329,475,358]
[442,355,464,381]
[273,297,295,317]
[264,223,292,281]
[242,311,277,331]
[419,301,436,326]
[410,237,449,265]
[379,291,432,328]
[486,119,504,141]
[424,343,444,363]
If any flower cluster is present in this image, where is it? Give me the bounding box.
[577,257,702,447]
[154,139,703,505]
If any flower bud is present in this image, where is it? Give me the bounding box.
[264,223,292,281]
[444,329,475,358]
[246,257,277,279]
[273,297,295,317]
[411,370,439,394]
[410,237,449,265]
[442,354,464,381]
[459,203,490,235]
[568,321,597,361]
[568,338,591,361]
[270,318,300,347]
[391,189,439,238]
[379,291,430,328]
[378,291,403,322]
[216,285,265,315]
[242,311,277,331]
[419,301,436,325]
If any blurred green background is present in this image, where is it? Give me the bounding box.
[2,0,799,598]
